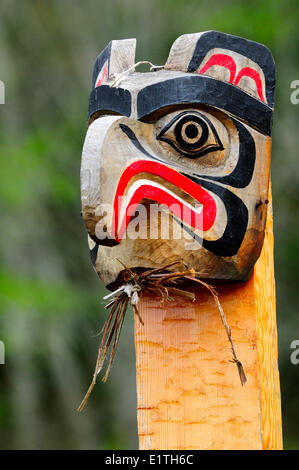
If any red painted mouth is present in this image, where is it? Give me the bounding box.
[112,160,217,242]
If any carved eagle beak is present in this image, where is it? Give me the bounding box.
[81,115,217,248]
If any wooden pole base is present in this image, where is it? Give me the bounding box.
[134,204,282,450]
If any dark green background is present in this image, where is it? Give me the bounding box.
[0,0,298,449]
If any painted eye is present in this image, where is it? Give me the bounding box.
[157,111,223,158]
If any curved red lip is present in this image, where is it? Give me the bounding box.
[112,160,217,241]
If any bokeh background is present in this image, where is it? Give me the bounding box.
[0,0,298,449]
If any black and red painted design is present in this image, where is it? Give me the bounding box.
[187,31,275,107]
[81,31,276,284]
[91,42,111,89]
[95,61,108,88]
[112,159,217,242]
[198,53,265,102]
[117,118,252,257]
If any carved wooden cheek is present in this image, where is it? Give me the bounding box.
[81,32,275,287]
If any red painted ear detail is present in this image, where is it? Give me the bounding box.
[95,62,108,88]
[199,53,265,102]
[234,67,264,102]
[199,54,236,83]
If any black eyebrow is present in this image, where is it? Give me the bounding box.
[88,85,132,121]
[137,76,273,136]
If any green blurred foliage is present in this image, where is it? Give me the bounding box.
[0,0,298,449]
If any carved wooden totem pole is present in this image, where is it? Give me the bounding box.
[80,31,282,450]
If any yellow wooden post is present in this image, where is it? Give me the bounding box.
[135,201,282,450]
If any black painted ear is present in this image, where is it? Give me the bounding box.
[91,39,136,89]
[165,31,275,108]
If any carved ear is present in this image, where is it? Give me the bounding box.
[165,31,275,107]
[165,33,204,72]
[92,38,136,88]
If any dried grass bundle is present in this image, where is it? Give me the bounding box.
[78,262,246,411]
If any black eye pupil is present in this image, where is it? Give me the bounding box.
[185,124,198,139]
[174,115,208,151]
